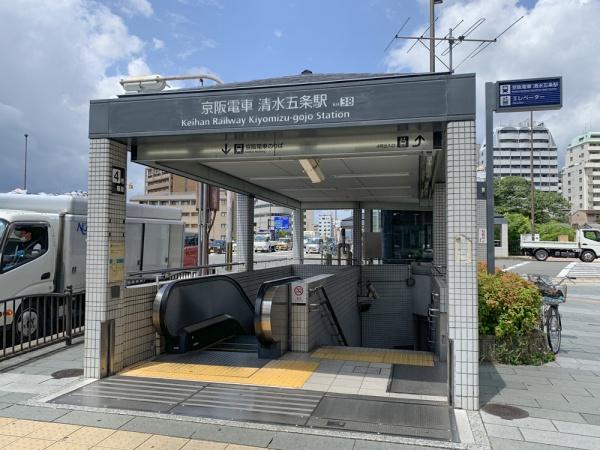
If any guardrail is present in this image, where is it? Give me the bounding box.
[0,288,85,361]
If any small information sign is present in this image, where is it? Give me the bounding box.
[497,77,562,112]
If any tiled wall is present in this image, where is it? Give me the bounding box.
[85,138,127,378]
[476,199,487,262]
[446,121,479,410]
[235,194,254,272]
[292,209,304,264]
[360,265,413,349]
[229,266,292,301]
[433,183,447,267]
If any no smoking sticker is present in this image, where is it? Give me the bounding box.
[294,286,304,296]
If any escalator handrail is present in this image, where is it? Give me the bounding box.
[314,285,349,346]
[254,276,302,346]
[153,275,254,336]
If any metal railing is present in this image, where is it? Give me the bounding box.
[0,287,85,361]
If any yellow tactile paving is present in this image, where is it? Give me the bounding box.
[121,359,319,389]
[61,427,115,447]
[0,419,263,450]
[8,437,54,450]
[0,434,19,448]
[28,423,81,440]
[311,346,434,367]
[0,419,45,437]
[136,435,188,450]
[96,430,152,449]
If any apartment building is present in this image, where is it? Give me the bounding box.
[480,122,559,192]
[562,132,600,211]
[131,169,232,240]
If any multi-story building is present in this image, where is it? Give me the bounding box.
[131,169,232,240]
[480,121,559,192]
[318,214,333,239]
[561,132,600,211]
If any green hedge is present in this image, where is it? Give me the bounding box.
[478,264,554,365]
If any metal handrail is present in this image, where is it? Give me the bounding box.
[311,285,348,346]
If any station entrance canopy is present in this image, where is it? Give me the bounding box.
[90,72,475,209]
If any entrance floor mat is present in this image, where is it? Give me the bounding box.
[389,362,448,397]
[308,394,454,441]
[120,352,318,389]
[50,376,455,440]
[312,346,434,366]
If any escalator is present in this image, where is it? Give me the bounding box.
[153,275,301,356]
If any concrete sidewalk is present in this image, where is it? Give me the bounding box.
[480,285,600,450]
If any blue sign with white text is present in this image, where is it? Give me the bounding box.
[273,216,290,230]
[497,77,562,112]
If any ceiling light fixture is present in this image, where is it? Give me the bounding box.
[349,186,412,190]
[298,159,325,183]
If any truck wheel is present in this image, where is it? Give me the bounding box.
[14,302,44,342]
[534,249,549,261]
[581,250,596,263]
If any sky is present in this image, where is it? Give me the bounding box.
[0,0,598,196]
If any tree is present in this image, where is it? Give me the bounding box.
[494,177,570,224]
[505,213,530,255]
[536,222,575,241]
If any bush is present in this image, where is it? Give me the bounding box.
[505,213,530,255]
[478,265,554,364]
[537,222,575,241]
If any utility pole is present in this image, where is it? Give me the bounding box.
[429,0,436,72]
[530,112,536,238]
[23,134,28,191]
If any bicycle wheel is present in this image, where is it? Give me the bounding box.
[546,306,561,354]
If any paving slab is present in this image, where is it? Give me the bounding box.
[489,437,574,450]
[520,406,587,424]
[55,410,135,429]
[553,420,600,438]
[191,424,275,447]
[120,416,200,439]
[481,412,556,431]
[521,427,600,449]
[484,423,523,440]
[269,432,355,450]
[0,405,71,421]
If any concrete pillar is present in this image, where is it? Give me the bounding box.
[446,121,478,410]
[352,207,362,264]
[433,183,447,267]
[235,193,254,272]
[293,208,304,264]
[85,138,127,378]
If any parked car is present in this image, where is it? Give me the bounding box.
[254,234,276,252]
[275,238,292,251]
[209,240,226,254]
[305,238,322,254]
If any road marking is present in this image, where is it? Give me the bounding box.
[557,261,578,278]
[502,261,531,272]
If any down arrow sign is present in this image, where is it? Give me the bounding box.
[221,143,231,155]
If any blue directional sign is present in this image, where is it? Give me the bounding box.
[273,216,290,230]
[497,77,562,112]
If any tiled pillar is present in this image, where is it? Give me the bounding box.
[446,121,479,410]
[85,138,127,378]
[364,209,373,233]
[235,193,254,272]
[293,208,304,264]
[433,183,447,268]
[352,207,362,264]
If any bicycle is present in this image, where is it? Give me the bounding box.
[526,274,574,354]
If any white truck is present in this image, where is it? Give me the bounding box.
[0,194,184,338]
[520,229,600,262]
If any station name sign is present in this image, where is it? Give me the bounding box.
[496,76,562,112]
[93,75,476,137]
[180,92,354,129]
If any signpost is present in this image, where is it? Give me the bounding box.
[485,77,562,273]
[273,216,290,231]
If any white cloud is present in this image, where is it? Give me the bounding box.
[119,0,153,17]
[0,0,147,193]
[273,29,283,39]
[386,0,600,161]
[152,37,165,49]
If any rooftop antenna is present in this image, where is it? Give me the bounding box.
[385,13,524,73]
